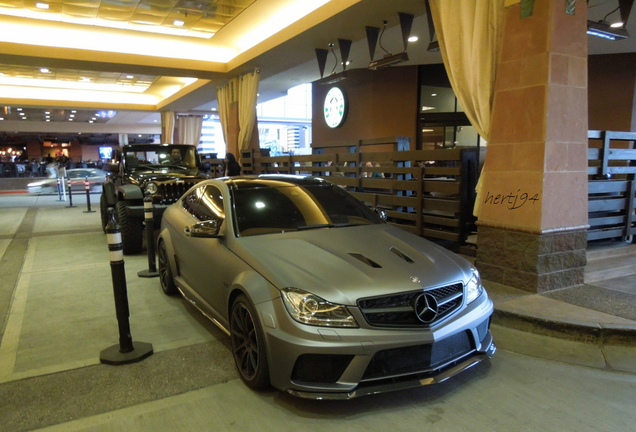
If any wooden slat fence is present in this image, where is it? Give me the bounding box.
[232,142,478,246]
[587,130,636,242]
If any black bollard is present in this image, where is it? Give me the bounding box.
[100,207,153,365]
[83,176,95,213]
[138,192,159,278]
[66,177,76,208]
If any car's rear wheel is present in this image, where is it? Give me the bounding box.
[115,201,144,255]
[158,240,178,296]
[230,295,270,390]
[100,193,109,233]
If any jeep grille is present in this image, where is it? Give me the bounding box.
[155,181,200,204]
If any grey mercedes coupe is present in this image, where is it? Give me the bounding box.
[157,175,495,399]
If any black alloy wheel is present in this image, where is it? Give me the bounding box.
[158,240,178,296]
[230,295,270,390]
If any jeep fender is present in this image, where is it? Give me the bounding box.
[102,181,117,207]
[118,183,144,201]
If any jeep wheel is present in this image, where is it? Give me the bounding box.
[100,193,109,233]
[116,201,144,255]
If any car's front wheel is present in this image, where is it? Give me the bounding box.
[158,240,178,296]
[230,294,270,390]
[115,201,144,255]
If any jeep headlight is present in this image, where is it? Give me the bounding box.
[145,182,158,195]
[466,267,484,304]
[281,288,358,328]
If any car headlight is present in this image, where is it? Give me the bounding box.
[465,267,484,304]
[281,288,358,328]
[145,182,158,195]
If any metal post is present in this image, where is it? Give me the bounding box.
[100,208,153,365]
[66,177,76,208]
[138,192,159,278]
[83,176,95,213]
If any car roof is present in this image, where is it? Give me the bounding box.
[223,174,329,189]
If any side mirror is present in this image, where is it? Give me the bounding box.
[190,219,223,238]
[374,208,388,221]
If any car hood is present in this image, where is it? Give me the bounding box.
[232,224,472,305]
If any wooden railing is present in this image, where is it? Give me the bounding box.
[232,144,479,247]
[588,130,636,242]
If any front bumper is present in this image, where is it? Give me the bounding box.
[257,291,495,399]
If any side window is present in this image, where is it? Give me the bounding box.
[197,185,225,221]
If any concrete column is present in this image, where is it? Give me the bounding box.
[476,0,589,293]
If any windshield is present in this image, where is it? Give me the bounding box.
[232,183,383,237]
[123,146,198,169]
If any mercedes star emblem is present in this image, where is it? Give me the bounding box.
[413,293,439,323]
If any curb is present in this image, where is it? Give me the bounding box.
[492,308,636,346]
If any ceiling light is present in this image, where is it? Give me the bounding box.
[174,20,185,27]
[81,77,90,82]
[68,119,73,121]
[19,112,25,115]
[126,75,134,79]
[45,111,50,114]
[431,93,437,96]
[46,119,50,122]
[408,36,419,42]
[40,68,49,73]
[0,118,4,120]
[35,2,49,9]
[587,20,629,40]
[71,110,77,113]
[610,21,625,28]
[92,117,96,120]
[17,108,22,111]
[88,120,94,123]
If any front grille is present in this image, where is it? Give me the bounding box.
[361,331,473,381]
[357,282,463,328]
[155,181,200,204]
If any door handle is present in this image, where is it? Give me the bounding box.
[184,226,191,237]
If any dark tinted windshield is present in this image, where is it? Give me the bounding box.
[123,145,197,169]
[232,184,382,237]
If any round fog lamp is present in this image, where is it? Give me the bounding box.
[146,182,158,195]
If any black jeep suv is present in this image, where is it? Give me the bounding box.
[100,144,209,254]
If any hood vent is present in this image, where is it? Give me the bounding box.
[349,253,382,268]
[389,247,414,263]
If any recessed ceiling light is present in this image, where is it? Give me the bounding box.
[174,20,185,27]
[46,119,50,122]
[89,120,94,123]
[211,108,217,111]
[70,114,75,118]
[81,77,91,82]
[45,111,50,114]
[71,110,77,113]
[68,119,73,121]
[19,112,25,116]
[35,2,49,9]
[126,75,134,79]
[92,117,96,120]
[408,36,419,42]
[40,68,49,73]
[21,117,27,120]
[431,93,437,97]
[0,118,4,121]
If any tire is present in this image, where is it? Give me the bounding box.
[115,201,144,255]
[230,294,270,390]
[158,240,178,296]
[100,193,109,233]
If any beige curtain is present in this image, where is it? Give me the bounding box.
[161,110,175,144]
[429,0,505,216]
[177,115,203,145]
[237,69,260,155]
[216,83,231,147]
